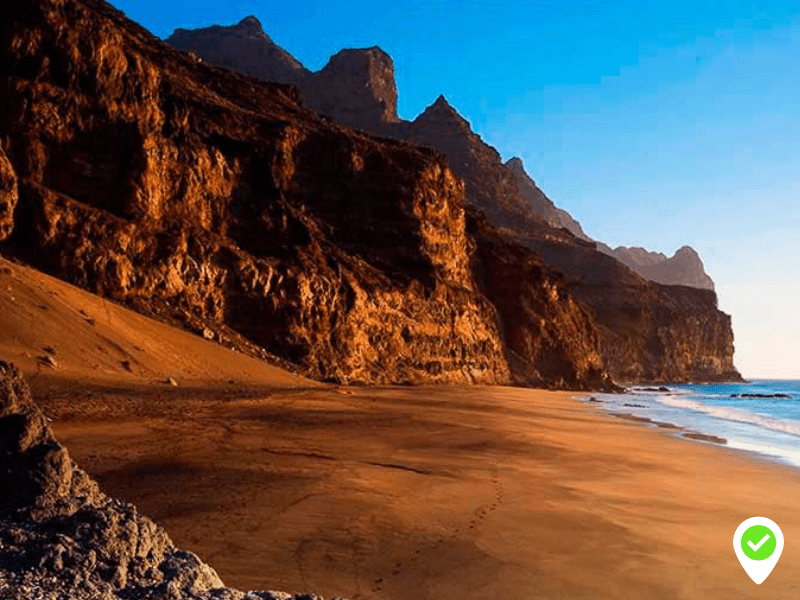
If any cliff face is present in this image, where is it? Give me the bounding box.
[467,210,614,390]
[0,361,337,599]
[1,0,740,387]
[1,0,514,385]
[0,143,17,241]
[524,233,740,383]
[301,47,401,130]
[163,22,723,295]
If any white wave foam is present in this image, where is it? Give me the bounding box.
[654,395,800,438]
[726,440,800,468]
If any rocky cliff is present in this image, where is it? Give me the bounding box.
[0,0,625,390]
[163,20,721,295]
[167,16,309,85]
[519,231,740,383]
[1,0,513,386]
[0,361,341,599]
[166,21,739,383]
[467,210,613,389]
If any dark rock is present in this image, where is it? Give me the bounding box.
[682,432,727,445]
[0,142,18,242]
[166,16,310,85]
[301,47,401,130]
[0,360,345,599]
[731,393,791,399]
[37,355,57,369]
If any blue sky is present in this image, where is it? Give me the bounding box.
[112,0,800,378]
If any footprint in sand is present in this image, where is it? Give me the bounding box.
[377,465,507,590]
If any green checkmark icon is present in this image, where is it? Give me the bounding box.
[741,524,777,561]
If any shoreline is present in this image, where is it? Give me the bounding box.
[580,388,800,470]
[48,382,800,599]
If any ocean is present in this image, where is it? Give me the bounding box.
[588,380,800,468]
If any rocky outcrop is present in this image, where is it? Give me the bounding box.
[598,244,715,291]
[521,232,740,383]
[395,96,544,232]
[467,210,615,390]
[301,47,400,130]
[167,19,399,132]
[164,20,721,295]
[0,142,17,242]
[1,0,511,386]
[166,16,309,85]
[0,361,343,599]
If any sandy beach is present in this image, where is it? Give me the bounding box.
[4,259,798,599]
[41,384,799,600]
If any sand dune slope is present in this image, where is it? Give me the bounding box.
[0,256,315,393]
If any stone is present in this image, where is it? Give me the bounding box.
[0,142,18,242]
[37,355,57,369]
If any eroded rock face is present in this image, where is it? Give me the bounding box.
[301,47,400,130]
[0,142,17,241]
[524,235,740,383]
[467,211,615,390]
[0,361,342,600]
[1,0,511,385]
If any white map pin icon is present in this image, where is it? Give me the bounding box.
[734,517,784,584]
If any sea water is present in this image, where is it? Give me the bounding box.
[589,380,800,468]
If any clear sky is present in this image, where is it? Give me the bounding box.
[111,0,800,379]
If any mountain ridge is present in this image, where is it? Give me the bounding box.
[165,17,716,294]
[1,0,621,389]
[161,17,739,383]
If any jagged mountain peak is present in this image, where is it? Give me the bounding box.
[304,45,400,126]
[675,245,699,257]
[600,245,714,291]
[415,94,470,129]
[505,156,525,170]
[165,15,308,85]
[234,15,266,36]
[325,45,393,66]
